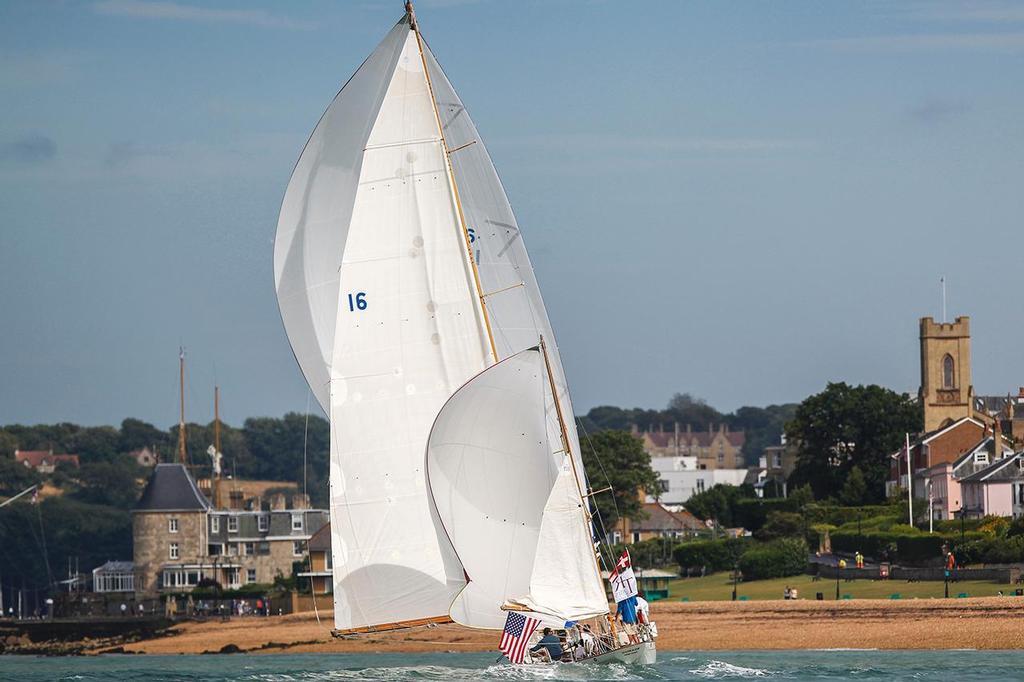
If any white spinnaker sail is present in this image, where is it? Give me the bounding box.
[421,42,586,477]
[426,348,558,629]
[427,348,609,629]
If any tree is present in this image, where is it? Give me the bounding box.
[72,456,144,508]
[786,382,922,503]
[580,430,659,533]
[839,466,868,506]
[684,484,756,528]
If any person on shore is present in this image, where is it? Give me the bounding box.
[784,586,791,600]
[855,552,864,569]
[530,628,563,663]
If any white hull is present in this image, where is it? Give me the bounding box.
[584,640,657,665]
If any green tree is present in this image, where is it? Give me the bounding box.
[72,456,144,508]
[683,484,757,528]
[0,457,41,496]
[580,430,659,533]
[754,511,805,541]
[839,466,868,506]
[786,382,921,503]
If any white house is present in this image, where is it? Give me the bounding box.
[646,456,749,506]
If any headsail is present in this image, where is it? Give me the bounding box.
[427,348,609,629]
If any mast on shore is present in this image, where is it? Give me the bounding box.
[177,347,187,466]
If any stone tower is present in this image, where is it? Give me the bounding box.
[920,316,973,432]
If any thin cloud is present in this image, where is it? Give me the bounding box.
[0,134,57,165]
[93,0,316,30]
[907,99,971,124]
[906,2,1024,24]
[793,31,1024,53]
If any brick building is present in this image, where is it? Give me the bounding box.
[15,449,79,473]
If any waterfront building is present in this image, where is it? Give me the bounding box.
[92,561,135,593]
[614,502,705,544]
[132,463,328,596]
[297,523,332,595]
[959,451,1024,519]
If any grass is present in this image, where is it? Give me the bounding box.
[667,572,1014,602]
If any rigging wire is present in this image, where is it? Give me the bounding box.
[575,417,621,573]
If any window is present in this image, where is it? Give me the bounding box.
[975,451,989,464]
[244,542,255,556]
[943,354,955,389]
[293,541,304,557]
[211,516,220,533]
[657,479,669,493]
[247,568,256,584]
[258,515,269,532]
[772,453,783,468]
[227,543,238,556]
[631,532,641,544]
[168,518,179,533]
[208,543,223,556]
[717,452,724,465]
[169,543,179,560]
[228,568,241,589]
[227,516,238,533]
[696,479,706,493]
[291,514,304,532]
[326,552,333,570]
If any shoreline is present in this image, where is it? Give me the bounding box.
[6,598,1024,655]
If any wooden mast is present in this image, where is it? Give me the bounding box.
[177,347,187,466]
[407,0,499,365]
[214,385,222,509]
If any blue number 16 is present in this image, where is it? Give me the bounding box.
[347,292,367,311]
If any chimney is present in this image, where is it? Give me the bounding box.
[708,423,713,434]
[994,418,1004,454]
[269,492,287,511]
[686,424,692,435]
[292,492,311,510]
[631,423,639,435]
[674,422,680,457]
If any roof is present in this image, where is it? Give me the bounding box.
[960,452,1024,484]
[643,429,746,450]
[632,503,704,532]
[14,450,80,468]
[134,463,211,512]
[889,417,986,460]
[93,560,134,574]
[307,522,331,552]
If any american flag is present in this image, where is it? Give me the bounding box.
[499,611,540,664]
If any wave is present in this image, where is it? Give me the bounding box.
[688,660,775,678]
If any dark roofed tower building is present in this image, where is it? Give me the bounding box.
[132,463,329,598]
[132,463,211,595]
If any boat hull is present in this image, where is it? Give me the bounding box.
[584,640,656,665]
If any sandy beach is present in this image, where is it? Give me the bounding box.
[106,598,1024,654]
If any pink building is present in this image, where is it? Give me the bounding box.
[960,452,1024,519]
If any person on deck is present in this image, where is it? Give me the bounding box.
[530,628,563,663]
[635,592,650,624]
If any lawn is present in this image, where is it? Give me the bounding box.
[666,572,1013,602]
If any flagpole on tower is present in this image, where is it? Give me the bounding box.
[941,277,947,323]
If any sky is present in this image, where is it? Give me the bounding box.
[1,0,1023,428]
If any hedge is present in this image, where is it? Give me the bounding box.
[733,498,799,532]
[674,538,749,572]
[738,538,809,580]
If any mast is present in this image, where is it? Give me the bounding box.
[407,1,499,364]
[214,385,222,509]
[177,347,187,466]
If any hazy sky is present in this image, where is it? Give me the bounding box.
[2,0,1022,428]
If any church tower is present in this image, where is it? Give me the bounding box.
[919,316,973,432]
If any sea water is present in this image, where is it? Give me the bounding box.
[3,651,1023,681]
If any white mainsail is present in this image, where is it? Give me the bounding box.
[274,8,587,633]
[426,348,609,629]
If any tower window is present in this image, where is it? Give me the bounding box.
[943,354,955,389]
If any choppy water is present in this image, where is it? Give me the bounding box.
[3,651,1023,682]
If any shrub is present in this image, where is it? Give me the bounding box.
[733,498,799,532]
[609,537,680,570]
[895,534,945,564]
[738,538,809,580]
[674,538,748,572]
[754,511,805,541]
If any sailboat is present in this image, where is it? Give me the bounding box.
[274,1,655,664]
